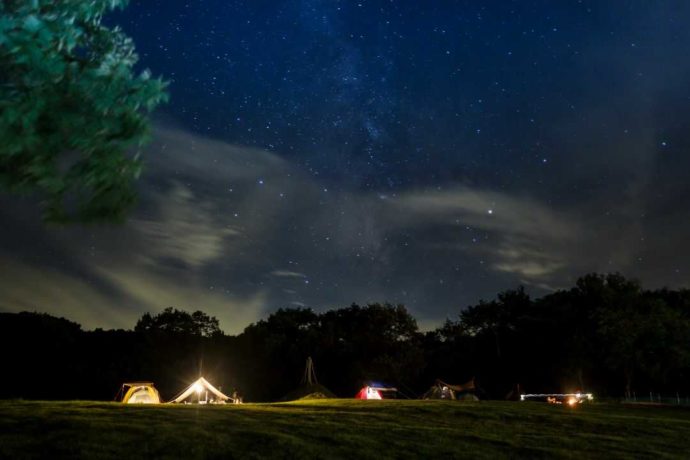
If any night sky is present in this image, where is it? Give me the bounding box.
[2,0,690,333]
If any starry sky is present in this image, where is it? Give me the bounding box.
[2,0,690,333]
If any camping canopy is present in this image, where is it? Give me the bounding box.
[120,382,161,404]
[423,379,478,401]
[169,377,232,404]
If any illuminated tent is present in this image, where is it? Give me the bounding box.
[282,357,336,401]
[423,379,478,401]
[119,382,161,404]
[355,385,397,400]
[169,377,232,404]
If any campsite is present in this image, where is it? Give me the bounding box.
[1,350,689,458]
[4,1,690,458]
[2,298,690,457]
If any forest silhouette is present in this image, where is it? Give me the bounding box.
[1,273,688,402]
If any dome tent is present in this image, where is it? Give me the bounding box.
[119,382,161,404]
[355,384,398,399]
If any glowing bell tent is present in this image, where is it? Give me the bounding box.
[422,378,478,401]
[119,382,161,404]
[169,377,233,404]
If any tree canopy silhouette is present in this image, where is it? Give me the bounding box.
[135,307,222,337]
[0,273,688,401]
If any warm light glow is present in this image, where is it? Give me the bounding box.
[194,382,203,394]
[521,393,595,405]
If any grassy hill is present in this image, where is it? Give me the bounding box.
[0,399,688,459]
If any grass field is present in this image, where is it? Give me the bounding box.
[0,399,689,459]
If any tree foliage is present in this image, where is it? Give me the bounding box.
[135,307,222,337]
[0,0,168,222]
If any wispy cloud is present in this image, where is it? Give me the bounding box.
[132,182,240,269]
[392,187,575,241]
[1,123,687,333]
[384,187,580,284]
[270,270,307,278]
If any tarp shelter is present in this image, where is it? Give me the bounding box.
[423,379,478,401]
[355,385,398,400]
[119,382,161,404]
[282,357,336,401]
[169,377,233,404]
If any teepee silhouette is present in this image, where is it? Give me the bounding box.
[302,356,318,385]
[281,356,335,401]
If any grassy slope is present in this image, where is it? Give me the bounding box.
[0,400,689,459]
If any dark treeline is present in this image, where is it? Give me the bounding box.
[1,273,689,401]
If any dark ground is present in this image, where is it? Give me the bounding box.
[0,400,689,459]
